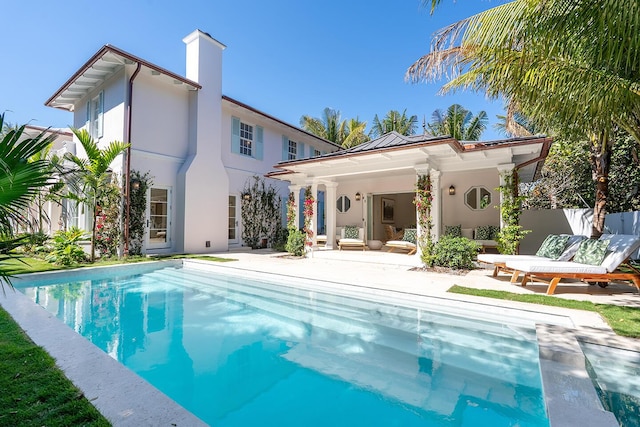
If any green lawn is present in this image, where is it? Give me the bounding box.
[449,285,640,338]
[0,308,110,426]
[1,254,236,277]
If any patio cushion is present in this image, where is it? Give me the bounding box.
[598,234,640,272]
[477,254,544,264]
[402,228,417,244]
[444,224,461,237]
[344,225,360,239]
[505,260,608,275]
[461,228,474,239]
[475,225,498,240]
[535,234,570,259]
[573,239,610,266]
[556,235,587,261]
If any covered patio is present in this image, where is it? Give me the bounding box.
[268,131,552,256]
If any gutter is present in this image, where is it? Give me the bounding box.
[123,63,142,255]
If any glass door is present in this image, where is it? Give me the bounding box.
[147,188,171,249]
[228,195,239,244]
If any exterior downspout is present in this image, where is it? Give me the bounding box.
[123,63,142,255]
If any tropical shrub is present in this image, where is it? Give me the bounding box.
[45,227,88,266]
[95,177,122,258]
[285,192,304,256]
[285,229,306,256]
[18,232,49,254]
[432,236,479,270]
[273,227,289,252]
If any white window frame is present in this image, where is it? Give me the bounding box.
[313,148,321,157]
[240,121,253,157]
[88,91,104,140]
[288,140,298,160]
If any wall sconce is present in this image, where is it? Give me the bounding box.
[242,192,251,201]
[449,185,456,196]
[355,192,361,201]
[130,178,141,191]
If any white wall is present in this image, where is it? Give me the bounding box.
[440,169,500,231]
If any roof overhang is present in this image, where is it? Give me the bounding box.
[267,134,553,185]
[45,45,201,111]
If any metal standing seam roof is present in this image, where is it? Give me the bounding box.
[269,132,553,181]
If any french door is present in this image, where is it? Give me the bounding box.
[147,187,171,250]
[228,195,240,244]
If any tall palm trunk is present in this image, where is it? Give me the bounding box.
[590,131,612,238]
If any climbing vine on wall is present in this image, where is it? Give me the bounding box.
[127,170,153,256]
[415,174,434,266]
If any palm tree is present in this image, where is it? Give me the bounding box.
[301,108,370,148]
[300,108,347,145]
[427,104,488,140]
[370,110,418,138]
[0,113,57,287]
[407,0,640,237]
[64,128,129,262]
[341,118,370,149]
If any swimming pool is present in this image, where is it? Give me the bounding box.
[18,262,550,426]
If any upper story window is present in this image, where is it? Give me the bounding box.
[282,136,304,161]
[232,117,263,160]
[240,122,253,156]
[86,91,104,140]
[288,140,298,160]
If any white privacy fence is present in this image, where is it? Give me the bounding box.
[519,209,640,260]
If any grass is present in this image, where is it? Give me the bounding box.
[449,285,640,338]
[1,253,237,277]
[0,308,110,426]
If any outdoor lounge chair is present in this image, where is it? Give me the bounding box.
[338,226,366,251]
[478,234,586,281]
[385,228,417,255]
[503,234,640,295]
[384,225,404,241]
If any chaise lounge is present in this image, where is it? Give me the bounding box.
[478,234,586,281]
[503,234,640,295]
[385,228,417,255]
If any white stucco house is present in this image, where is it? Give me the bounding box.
[44,29,339,254]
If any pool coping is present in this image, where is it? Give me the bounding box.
[2,259,635,426]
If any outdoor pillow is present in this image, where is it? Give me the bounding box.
[402,228,417,244]
[475,225,493,240]
[573,239,610,265]
[535,234,570,259]
[489,225,500,240]
[461,228,474,239]
[444,224,462,237]
[344,225,360,239]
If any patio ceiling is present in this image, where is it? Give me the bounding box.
[269,132,553,184]
[45,45,200,111]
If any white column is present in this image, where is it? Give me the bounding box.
[288,184,301,229]
[310,183,319,248]
[496,164,515,229]
[324,182,338,250]
[431,169,442,242]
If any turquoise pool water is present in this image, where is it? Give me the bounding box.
[19,264,549,426]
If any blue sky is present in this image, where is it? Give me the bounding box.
[1,0,507,140]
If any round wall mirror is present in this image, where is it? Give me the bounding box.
[464,186,492,210]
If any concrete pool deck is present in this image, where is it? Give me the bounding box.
[2,249,639,426]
